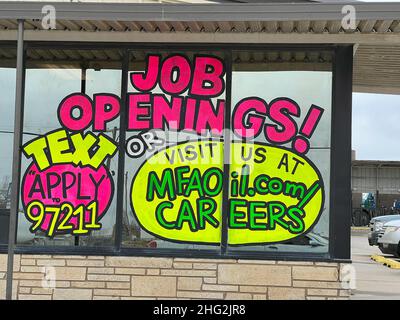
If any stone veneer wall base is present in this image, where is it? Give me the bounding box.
[0,254,351,300]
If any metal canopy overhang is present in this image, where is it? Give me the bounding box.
[0,1,400,95]
[1,1,400,21]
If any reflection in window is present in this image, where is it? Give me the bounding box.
[122,51,226,250]
[0,48,16,245]
[8,47,336,257]
[228,50,332,254]
[17,48,122,247]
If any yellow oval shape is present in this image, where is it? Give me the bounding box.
[130,140,324,246]
[228,141,324,245]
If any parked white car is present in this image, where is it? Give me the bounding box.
[378,219,400,258]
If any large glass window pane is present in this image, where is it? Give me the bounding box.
[11,46,335,258]
[17,48,122,247]
[0,47,16,246]
[228,50,332,254]
[122,50,226,251]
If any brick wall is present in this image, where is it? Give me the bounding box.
[0,254,351,300]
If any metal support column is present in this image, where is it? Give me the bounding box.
[6,19,24,300]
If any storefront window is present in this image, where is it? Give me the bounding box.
[17,48,122,247]
[0,47,16,246]
[1,45,343,260]
[228,50,332,254]
[122,51,226,251]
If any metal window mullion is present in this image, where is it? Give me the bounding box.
[73,65,87,247]
[114,49,129,252]
[329,45,353,260]
[220,50,233,255]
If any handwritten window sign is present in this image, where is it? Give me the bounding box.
[20,53,328,246]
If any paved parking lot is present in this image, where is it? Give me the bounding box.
[351,230,400,300]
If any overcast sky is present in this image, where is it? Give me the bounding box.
[342,0,400,160]
[352,93,400,161]
[352,0,400,160]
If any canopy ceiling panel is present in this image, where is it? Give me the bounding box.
[0,18,399,34]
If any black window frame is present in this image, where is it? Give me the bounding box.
[0,42,352,262]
